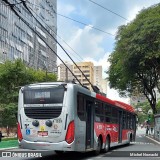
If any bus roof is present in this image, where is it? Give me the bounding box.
[114,100,135,113]
[22,82,135,113]
[96,93,135,113]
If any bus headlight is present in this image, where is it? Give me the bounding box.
[45,120,52,127]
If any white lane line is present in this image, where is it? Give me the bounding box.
[146,136,160,145]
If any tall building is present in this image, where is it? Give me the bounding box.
[101,79,107,96]
[73,62,94,90]
[0,0,57,72]
[59,62,73,81]
[94,66,102,91]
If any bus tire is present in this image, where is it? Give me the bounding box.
[127,134,132,145]
[102,136,110,153]
[94,137,102,155]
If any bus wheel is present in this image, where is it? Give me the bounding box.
[128,134,132,145]
[94,137,102,155]
[102,137,110,153]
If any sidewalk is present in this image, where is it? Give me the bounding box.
[0,139,18,150]
[146,134,160,145]
[137,126,160,145]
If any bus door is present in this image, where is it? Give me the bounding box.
[118,111,123,143]
[85,100,94,149]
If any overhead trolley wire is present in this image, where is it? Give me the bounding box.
[22,2,98,92]
[57,13,114,36]
[2,0,83,86]
[26,1,114,36]
[26,1,84,62]
[88,0,129,21]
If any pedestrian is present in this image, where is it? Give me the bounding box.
[151,127,153,134]
[146,125,149,135]
[0,130,3,142]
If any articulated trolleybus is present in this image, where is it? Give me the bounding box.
[17,82,136,154]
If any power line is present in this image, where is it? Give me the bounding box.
[2,0,100,92]
[57,13,114,36]
[22,0,99,92]
[0,0,24,6]
[2,0,83,86]
[27,1,114,36]
[88,0,129,21]
[26,1,84,62]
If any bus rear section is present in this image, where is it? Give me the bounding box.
[17,83,76,151]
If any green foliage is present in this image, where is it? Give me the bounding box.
[157,100,160,113]
[108,3,160,114]
[0,59,57,128]
[2,137,17,141]
[0,103,17,127]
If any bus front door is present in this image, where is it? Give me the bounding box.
[118,111,123,143]
[86,100,94,149]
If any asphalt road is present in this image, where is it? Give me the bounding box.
[1,127,160,160]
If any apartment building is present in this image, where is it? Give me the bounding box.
[101,79,107,96]
[73,62,94,90]
[59,62,74,81]
[94,66,102,91]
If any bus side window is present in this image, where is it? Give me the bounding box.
[105,104,112,123]
[128,113,132,129]
[112,107,118,124]
[77,94,85,121]
[95,101,104,122]
[122,112,126,129]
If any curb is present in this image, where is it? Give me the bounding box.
[146,136,160,145]
[0,147,18,151]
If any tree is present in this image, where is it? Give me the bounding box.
[0,59,57,128]
[108,3,160,114]
[157,101,160,113]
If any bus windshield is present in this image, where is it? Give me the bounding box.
[23,85,65,104]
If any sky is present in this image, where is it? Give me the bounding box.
[56,0,160,104]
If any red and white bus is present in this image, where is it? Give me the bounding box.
[17,82,136,154]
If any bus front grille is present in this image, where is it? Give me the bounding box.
[24,107,62,119]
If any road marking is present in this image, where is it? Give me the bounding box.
[0,147,18,151]
[106,152,112,154]
[131,142,154,145]
[96,156,102,158]
[146,136,160,145]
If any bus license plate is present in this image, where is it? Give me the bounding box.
[38,131,48,136]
